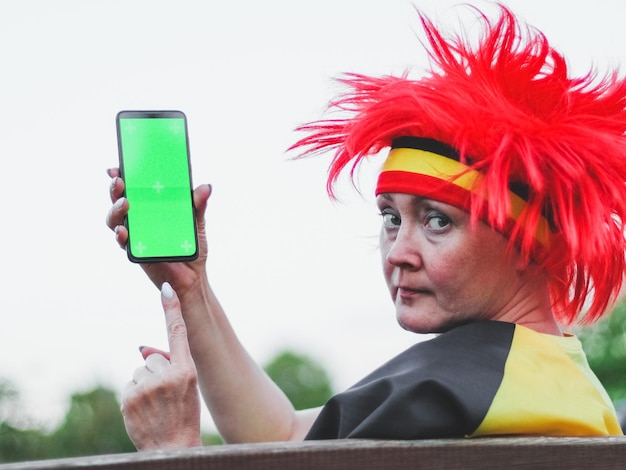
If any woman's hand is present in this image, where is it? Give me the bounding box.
[105,168,211,298]
[121,283,202,450]
[108,169,314,444]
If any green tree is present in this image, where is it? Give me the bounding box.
[0,379,50,463]
[264,351,333,410]
[577,300,626,403]
[0,423,50,463]
[48,386,135,459]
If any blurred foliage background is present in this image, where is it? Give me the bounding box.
[576,299,626,417]
[0,350,333,463]
[2,304,625,465]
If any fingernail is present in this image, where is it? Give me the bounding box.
[138,345,145,353]
[161,282,174,299]
[110,176,118,190]
[113,197,125,209]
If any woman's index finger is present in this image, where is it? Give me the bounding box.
[161,282,193,365]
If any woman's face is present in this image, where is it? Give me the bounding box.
[378,192,526,334]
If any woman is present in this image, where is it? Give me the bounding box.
[106,4,626,448]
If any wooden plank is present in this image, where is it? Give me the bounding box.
[1,437,625,470]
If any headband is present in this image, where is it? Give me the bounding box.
[376,137,552,250]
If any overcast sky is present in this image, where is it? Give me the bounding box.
[2,0,625,432]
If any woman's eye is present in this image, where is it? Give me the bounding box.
[380,210,401,228]
[425,213,451,231]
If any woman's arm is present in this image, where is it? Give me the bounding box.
[107,169,320,445]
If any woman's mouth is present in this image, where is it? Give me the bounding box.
[396,286,430,300]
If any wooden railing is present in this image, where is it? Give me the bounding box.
[1,437,625,470]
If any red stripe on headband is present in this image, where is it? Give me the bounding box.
[376,171,472,210]
[376,170,549,260]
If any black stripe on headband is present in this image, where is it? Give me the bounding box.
[391,136,460,161]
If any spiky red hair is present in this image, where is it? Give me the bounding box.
[290,4,626,325]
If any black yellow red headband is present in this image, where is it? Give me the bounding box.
[376,137,552,248]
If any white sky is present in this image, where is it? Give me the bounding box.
[1,0,625,432]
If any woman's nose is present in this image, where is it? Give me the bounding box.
[384,227,423,270]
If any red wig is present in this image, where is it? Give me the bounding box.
[290,4,626,325]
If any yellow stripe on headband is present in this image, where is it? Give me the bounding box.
[381,147,552,247]
[382,147,483,190]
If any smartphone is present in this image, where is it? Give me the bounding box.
[116,110,198,263]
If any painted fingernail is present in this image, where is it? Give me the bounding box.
[161,282,174,300]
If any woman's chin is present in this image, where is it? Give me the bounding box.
[396,309,464,335]
[396,312,440,334]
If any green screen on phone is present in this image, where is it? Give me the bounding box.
[117,111,197,262]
